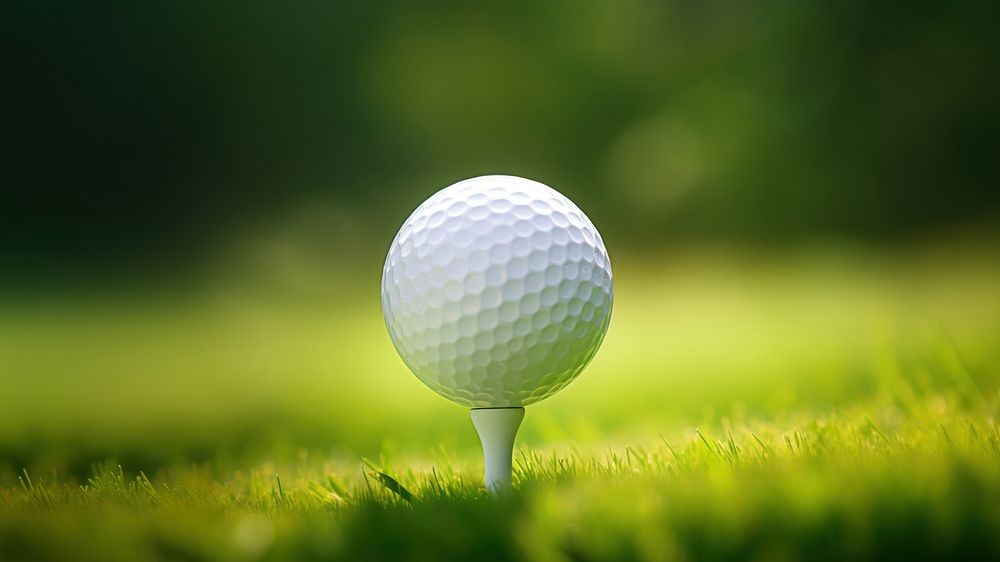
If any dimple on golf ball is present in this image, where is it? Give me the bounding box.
[381,175,613,407]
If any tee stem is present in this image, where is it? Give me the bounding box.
[470,407,525,494]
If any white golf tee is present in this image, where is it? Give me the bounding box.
[470,407,525,494]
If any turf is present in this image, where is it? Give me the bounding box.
[3,402,999,561]
[2,243,999,561]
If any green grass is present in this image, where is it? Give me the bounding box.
[3,401,999,561]
[2,240,999,561]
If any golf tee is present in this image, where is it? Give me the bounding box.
[470,407,525,494]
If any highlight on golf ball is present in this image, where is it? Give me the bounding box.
[381,175,613,408]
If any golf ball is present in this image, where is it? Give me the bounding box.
[381,175,613,407]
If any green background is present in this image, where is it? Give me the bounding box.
[5,0,999,462]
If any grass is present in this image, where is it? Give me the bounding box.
[3,400,999,561]
[2,240,999,561]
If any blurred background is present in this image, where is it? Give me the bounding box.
[4,0,999,472]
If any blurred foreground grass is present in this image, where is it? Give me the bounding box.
[3,402,999,561]
[1,233,999,560]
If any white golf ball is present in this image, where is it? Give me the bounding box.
[381,175,613,407]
